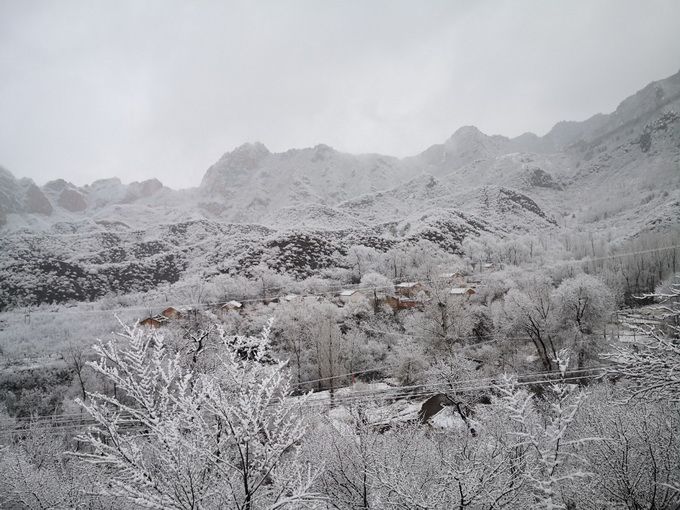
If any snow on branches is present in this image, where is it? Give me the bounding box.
[607,274,680,402]
[71,319,321,510]
[493,372,590,510]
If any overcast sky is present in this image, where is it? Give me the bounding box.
[1,0,679,189]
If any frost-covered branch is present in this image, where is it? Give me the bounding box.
[606,276,680,402]
[71,319,322,509]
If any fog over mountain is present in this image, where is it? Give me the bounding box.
[3,1,680,189]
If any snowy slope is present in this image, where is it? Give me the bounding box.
[1,70,679,308]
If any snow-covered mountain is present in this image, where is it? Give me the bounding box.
[1,70,679,309]
[198,142,412,223]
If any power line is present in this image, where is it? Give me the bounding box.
[0,370,608,438]
[298,367,608,409]
[0,365,612,432]
[564,244,680,265]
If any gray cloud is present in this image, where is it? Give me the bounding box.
[1,0,679,188]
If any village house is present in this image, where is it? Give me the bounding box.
[449,287,476,299]
[339,289,367,305]
[383,295,423,311]
[395,281,426,298]
[160,306,199,320]
[139,315,168,328]
[161,306,182,319]
[438,272,467,286]
[220,300,244,313]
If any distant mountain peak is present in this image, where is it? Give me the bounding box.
[201,142,271,192]
[43,178,73,192]
[232,141,270,154]
[451,125,483,136]
[313,143,336,155]
[88,177,123,189]
[0,166,15,180]
[446,125,488,144]
[216,141,271,168]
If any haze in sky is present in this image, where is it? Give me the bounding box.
[1,0,679,189]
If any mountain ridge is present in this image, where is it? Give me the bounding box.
[0,70,679,309]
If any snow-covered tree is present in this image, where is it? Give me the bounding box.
[462,237,486,272]
[552,273,614,336]
[71,320,322,509]
[273,301,316,385]
[345,245,381,282]
[402,240,452,282]
[503,274,558,370]
[566,383,680,508]
[339,327,387,379]
[310,303,344,395]
[491,372,590,509]
[504,273,614,370]
[250,263,286,300]
[304,409,379,510]
[368,375,587,510]
[388,340,428,386]
[425,352,477,393]
[360,272,394,314]
[273,300,350,391]
[405,278,468,352]
[0,437,105,509]
[382,245,409,280]
[608,276,680,402]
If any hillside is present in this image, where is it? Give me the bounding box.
[1,70,679,309]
